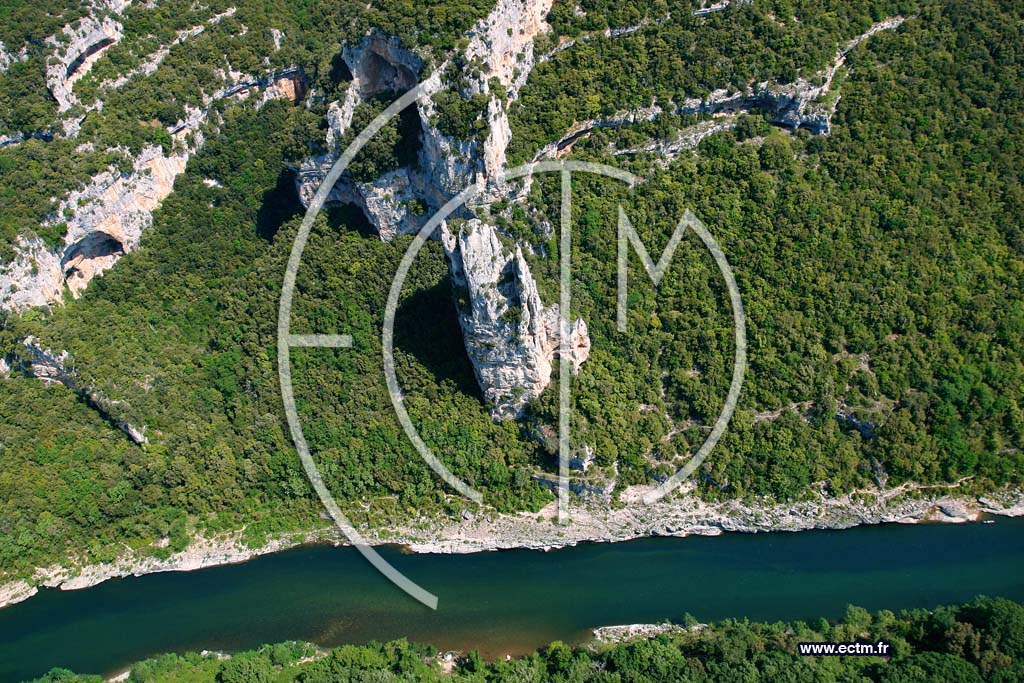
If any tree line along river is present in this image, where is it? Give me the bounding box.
[1,517,1022,682]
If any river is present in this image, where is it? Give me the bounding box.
[1,518,1023,682]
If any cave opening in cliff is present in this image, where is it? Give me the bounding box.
[60,232,124,277]
[328,52,353,87]
[64,37,116,80]
[354,47,419,100]
[326,202,375,238]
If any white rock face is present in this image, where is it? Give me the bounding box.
[295,0,582,418]
[358,169,422,241]
[325,85,361,149]
[467,0,553,91]
[442,0,553,200]
[0,41,29,73]
[58,145,188,297]
[270,28,284,52]
[298,0,554,230]
[0,69,307,313]
[442,220,589,419]
[0,237,65,311]
[46,1,132,113]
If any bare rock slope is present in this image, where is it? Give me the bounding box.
[443,219,589,418]
[295,0,571,418]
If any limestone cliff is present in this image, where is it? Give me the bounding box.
[0,237,65,311]
[296,0,554,220]
[0,0,306,313]
[57,145,188,297]
[295,35,428,239]
[14,337,148,445]
[295,0,571,418]
[0,68,307,313]
[45,0,131,115]
[0,41,28,74]
[442,220,589,418]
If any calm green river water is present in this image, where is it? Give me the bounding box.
[1,518,1023,682]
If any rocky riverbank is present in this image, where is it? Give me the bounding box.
[590,622,692,646]
[2,483,1022,611]
[0,529,329,611]
[390,482,1024,553]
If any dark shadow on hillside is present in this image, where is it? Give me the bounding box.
[326,203,376,238]
[394,99,423,168]
[393,277,482,402]
[329,52,353,86]
[256,168,303,241]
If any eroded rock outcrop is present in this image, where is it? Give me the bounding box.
[46,0,132,114]
[0,41,29,73]
[17,336,148,444]
[295,34,428,236]
[57,145,187,297]
[0,69,307,313]
[0,237,65,311]
[297,0,554,227]
[427,0,552,201]
[537,16,906,159]
[420,0,570,413]
[443,220,588,418]
[296,0,574,417]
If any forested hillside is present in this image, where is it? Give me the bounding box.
[0,0,1022,578]
[26,596,1024,683]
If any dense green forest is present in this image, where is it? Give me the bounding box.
[25,597,1024,682]
[0,0,1022,578]
[511,0,921,162]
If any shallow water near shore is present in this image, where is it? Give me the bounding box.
[2,518,1023,682]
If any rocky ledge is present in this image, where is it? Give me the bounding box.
[538,16,906,160]
[8,337,149,444]
[45,0,132,115]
